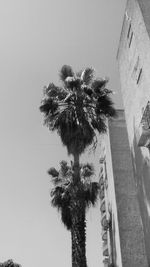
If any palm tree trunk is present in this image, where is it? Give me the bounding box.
[71,199,87,267]
[71,153,87,266]
[73,153,80,183]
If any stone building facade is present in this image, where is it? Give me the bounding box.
[99,110,148,267]
[117,0,150,265]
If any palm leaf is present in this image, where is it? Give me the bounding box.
[84,182,99,207]
[81,68,94,85]
[51,186,64,209]
[76,70,82,78]
[61,205,72,230]
[44,83,67,100]
[48,167,59,178]
[60,160,70,176]
[51,185,72,230]
[91,79,108,94]
[91,117,107,133]
[83,87,93,97]
[81,163,94,178]
[39,98,59,116]
[59,65,74,83]
[96,95,117,117]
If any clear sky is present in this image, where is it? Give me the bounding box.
[0,1,126,266]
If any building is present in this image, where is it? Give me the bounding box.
[99,110,148,267]
[117,0,150,265]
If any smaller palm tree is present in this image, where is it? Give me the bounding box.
[48,161,99,267]
[0,260,21,267]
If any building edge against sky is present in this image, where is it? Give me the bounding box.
[117,0,150,265]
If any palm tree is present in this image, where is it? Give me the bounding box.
[48,161,99,267]
[40,65,116,183]
[40,65,116,266]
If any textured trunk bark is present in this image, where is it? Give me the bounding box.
[71,153,87,266]
[73,153,80,184]
[71,199,87,267]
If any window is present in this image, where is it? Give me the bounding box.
[127,23,133,48]
[141,101,150,130]
[127,23,131,38]
[129,32,133,47]
[137,101,150,147]
[132,56,143,84]
[137,68,142,84]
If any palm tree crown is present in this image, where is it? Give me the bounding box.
[48,161,99,267]
[48,161,99,230]
[40,65,116,155]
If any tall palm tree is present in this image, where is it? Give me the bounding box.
[48,161,99,267]
[40,66,116,266]
[40,65,116,183]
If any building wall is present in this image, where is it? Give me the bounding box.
[99,126,123,267]
[117,0,150,264]
[99,110,148,266]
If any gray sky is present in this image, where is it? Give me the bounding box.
[0,1,126,266]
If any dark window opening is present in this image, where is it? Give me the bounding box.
[137,68,142,84]
[127,23,131,38]
[129,32,133,47]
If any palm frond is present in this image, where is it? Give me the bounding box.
[76,70,82,78]
[44,83,67,100]
[83,87,93,97]
[51,186,64,209]
[91,79,109,94]
[65,77,81,91]
[61,205,72,230]
[64,92,74,103]
[59,65,74,83]
[60,160,68,167]
[91,117,107,133]
[48,167,59,178]
[81,68,94,85]
[96,95,117,117]
[39,98,59,116]
[47,167,62,186]
[50,185,72,230]
[81,163,94,178]
[84,182,99,207]
[54,108,95,154]
[60,160,70,176]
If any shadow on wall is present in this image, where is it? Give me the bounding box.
[132,126,150,264]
